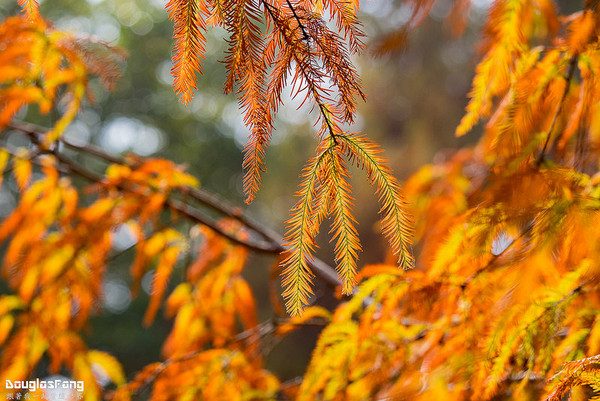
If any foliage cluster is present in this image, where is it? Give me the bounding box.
[2,0,600,400]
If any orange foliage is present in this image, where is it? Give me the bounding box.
[0,16,123,146]
[5,1,600,401]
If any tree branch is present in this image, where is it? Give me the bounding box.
[535,55,577,167]
[103,315,328,400]
[284,0,309,41]
[3,121,341,288]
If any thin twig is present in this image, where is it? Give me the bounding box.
[10,121,281,244]
[284,0,309,41]
[536,55,578,167]
[9,120,125,164]
[52,150,280,254]
[105,316,327,400]
[319,103,338,145]
[460,223,533,290]
[261,0,340,148]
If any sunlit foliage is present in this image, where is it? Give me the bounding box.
[299,0,600,399]
[162,0,415,315]
[3,0,600,400]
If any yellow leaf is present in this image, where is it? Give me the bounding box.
[106,164,132,181]
[0,295,24,315]
[88,350,126,386]
[277,306,331,336]
[81,198,115,223]
[39,245,75,285]
[165,282,192,317]
[143,231,167,258]
[13,148,31,191]
[0,148,8,191]
[19,267,40,303]
[0,314,14,345]
[587,316,600,355]
[73,353,100,401]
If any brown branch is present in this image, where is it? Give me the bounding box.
[278,377,303,400]
[459,223,532,290]
[261,0,341,150]
[10,121,285,244]
[284,0,309,41]
[319,103,339,145]
[535,55,577,167]
[3,122,341,288]
[51,150,280,253]
[104,315,328,400]
[8,120,125,165]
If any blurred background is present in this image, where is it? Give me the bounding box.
[0,0,577,387]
